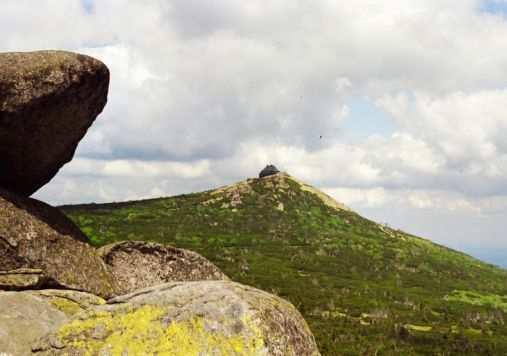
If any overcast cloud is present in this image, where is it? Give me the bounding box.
[2,0,507,266]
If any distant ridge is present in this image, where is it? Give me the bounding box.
[61,172,507,355]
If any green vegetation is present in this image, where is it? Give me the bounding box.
[445,290,507,312]
[61,173,507,355]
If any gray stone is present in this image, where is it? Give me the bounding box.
[0,290,104,356]
[0,268,45,290]
[0,187,117,298]
[36,281,321,355]
[0,50,109,196]
[98,241,229,295]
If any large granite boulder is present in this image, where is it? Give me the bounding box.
[0,289,105,356]
[34,281,321,355]
[98,241,229,295]
[0,50,109,196]
[0,188,117,297]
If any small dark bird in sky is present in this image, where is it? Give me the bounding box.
[319,135,323,139]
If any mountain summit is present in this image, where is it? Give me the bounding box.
[259,164,280,178]
[62,173,507,355]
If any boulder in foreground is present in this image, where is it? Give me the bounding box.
[0,50,109,196]
[0,188,117,298]
[98,241,229,295]
[0,289,105,356]
[35,281,321,355]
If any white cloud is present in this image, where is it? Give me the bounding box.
[62,158,211,179]
[377,90,507,196]
[2,0,507,260]
[324,187,390,208]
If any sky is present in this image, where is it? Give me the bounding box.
[2,0,507,267]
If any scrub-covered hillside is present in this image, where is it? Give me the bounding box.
[62,173,507,355]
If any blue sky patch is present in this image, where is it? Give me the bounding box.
[81,0,94,13]
[341,96,397,139]
[480,0,507,16]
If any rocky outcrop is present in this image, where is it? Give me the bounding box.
[259,164,280,178]
[0,50,109,196]
[98,241,229,295]
[0,268,46,290]
[34,281,321,356]
[0,187,117,298]
[0,289,105,356]
[0,50,321,355]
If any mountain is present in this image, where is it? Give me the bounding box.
[61,172,507,355]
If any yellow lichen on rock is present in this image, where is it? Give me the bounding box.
[50,298,83,316]
[156,315,265,356]
[57,305,266,356]
[36,281,319,355]
[58,306,165,355]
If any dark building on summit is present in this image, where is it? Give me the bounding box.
[259,165,280,178]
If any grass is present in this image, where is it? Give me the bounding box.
[61,173,507,355]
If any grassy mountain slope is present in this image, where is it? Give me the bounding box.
[61,173,507,355]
